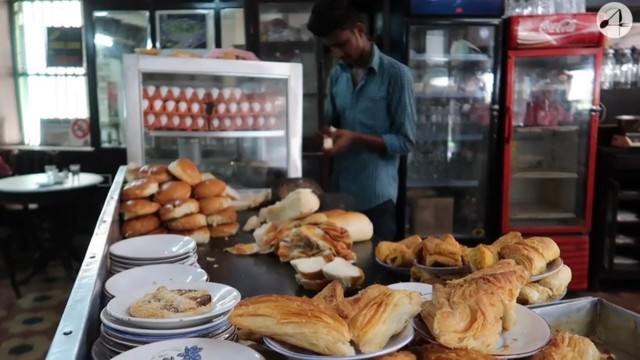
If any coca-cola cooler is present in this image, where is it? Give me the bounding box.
[501,14,604,290]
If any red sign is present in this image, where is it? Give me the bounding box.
[508,14,604,49]
[71,118,90,139]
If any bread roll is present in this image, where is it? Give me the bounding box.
[166,213,207,231]
[209,222,239,238]
[125,163,140,182]
[159,198,199,221]
[121,178,159,200]
[168,158,201,185]
[199,196,232,215]
[120,199,161,221]
[206,207,237,226]
[324,210,373,242]
[138,164,173,183]
[193,179,226,199]
[173,226,210,245]
[121,215,161,238]
[146,226,168,235]
[201,172,216,181]
[154,181,192,205]
[265,188,320,226]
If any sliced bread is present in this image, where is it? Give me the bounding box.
[322,258,365,288]
[295,274,331,291]
[291,256,328,281]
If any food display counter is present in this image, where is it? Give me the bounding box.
[47,166,640,359]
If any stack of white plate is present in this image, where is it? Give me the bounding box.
[103,264,209,302]
[98,338,265,360]
[108,234,199,274]
[93,281,241,360]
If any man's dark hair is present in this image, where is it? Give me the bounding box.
[307,0,363,38]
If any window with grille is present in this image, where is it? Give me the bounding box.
[12,0,90,147]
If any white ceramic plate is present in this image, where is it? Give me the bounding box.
[109,254,199,271]
[111,338,264,360]
[413,303,551,359]
[106,282,241,330]
[413,260,470,275]
[263,323,414,360]
[91,339,111,360]
[109,250,196,266]
[387,282,433,299]
[529,258,564,282]
[109,234,196,261]
[105,264,208,298]
[374,257,411,274]
[100,307,230,337]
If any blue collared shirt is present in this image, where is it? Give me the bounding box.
[325,45,417,210]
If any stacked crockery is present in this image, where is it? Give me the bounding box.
[93,281,241,360]
[103,263,208,302]
[108,234,198,274]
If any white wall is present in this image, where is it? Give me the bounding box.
[0,0,20,144]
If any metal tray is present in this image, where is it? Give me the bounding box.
[533,297,640,360]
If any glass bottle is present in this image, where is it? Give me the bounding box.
[615,49,634,89]
[601,49,616,90]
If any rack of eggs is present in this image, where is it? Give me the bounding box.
[142,85,281,132]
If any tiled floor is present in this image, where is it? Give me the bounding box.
[0,261,638,359]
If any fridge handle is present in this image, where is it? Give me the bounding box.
[505,106,513,144]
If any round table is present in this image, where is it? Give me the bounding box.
[0,172,104,294]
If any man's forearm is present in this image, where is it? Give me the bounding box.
[353,132,387,153]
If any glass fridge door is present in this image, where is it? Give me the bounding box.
[506,53,597,231]
[93,11,150,147]
[258,2,318,136]
[407,24,496,239]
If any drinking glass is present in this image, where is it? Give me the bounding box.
[44,165,58,183]
[70,164,81,177]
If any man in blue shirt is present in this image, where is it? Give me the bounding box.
[307,0,417,240]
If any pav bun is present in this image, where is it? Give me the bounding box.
[168,158,201,185]
[121,215,161,238]
[154,181,192,205]
[199,196,232,215]
[120,199,161,221]
[121,178,159,200]
[193,179,227,199]
[159,198,199,221]
[206,207,238,226]
[139,164,174,183]
[167,213,207,231]
[173,227,210,245]
[209,222,240,238]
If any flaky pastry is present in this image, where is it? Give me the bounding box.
[531,331,609,360]
[418,344,497,359]
[129,286,212,319]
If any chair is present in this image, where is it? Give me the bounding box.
[0,226,20,298]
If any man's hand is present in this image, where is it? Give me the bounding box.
[324,129,357,156]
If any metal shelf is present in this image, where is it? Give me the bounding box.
[145,130,286,138]
[512,172,579,179]
[514,125,580,133]
[416,91,485,99]
[510,203,575,220]
[409,53,491,62]
[407,179,479,188]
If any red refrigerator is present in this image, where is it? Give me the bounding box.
[501,14,604,290]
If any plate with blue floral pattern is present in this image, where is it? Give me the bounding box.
[111,338,264,360]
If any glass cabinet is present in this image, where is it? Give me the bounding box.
[504,52,599,232]
[405,23,499,239]
[123,55,302,189]
[93,11,150,147]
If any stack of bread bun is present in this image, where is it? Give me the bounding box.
[120,158,239,243]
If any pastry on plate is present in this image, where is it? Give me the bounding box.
[421,260,529,352]
[518,265,572,305]
[129,286,213,319]
[499,236,560,276]
[375,351,416,360]
[416,234,464,267]
[417,344,497,359]
[531,331,609,360]
[228,294,355,356]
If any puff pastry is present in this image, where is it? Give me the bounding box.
[421,260,529,352]
[531,331,608,360]
[418,344,497,359]
[517,283,554,305]
[346,289,422,353]
[499,236,559,276]
[375,351,417,360]
[417,235,464,267]
[539,264,572,297]
[228,294,355,356]
[467,244,499,271]
[375,238,417,267]
[129,286,212,319]
[312,280,345,310]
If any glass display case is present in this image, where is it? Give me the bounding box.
[405,22,500,239]
[504,51,600,232]
[93,11,150,148]
[123,55,302,189]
